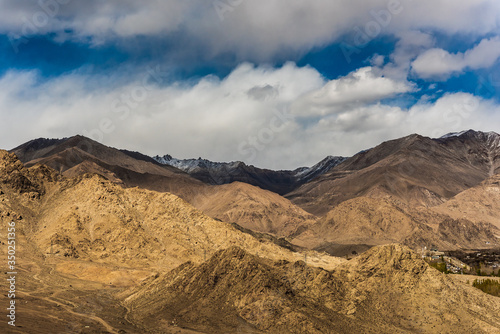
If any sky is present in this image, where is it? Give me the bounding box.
[1,0,500,169]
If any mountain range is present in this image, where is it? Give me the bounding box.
[153,154,347,194]
[9,130,500,252]
[2,129,500,333]
[287,130,500,215]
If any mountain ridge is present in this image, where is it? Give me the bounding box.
[10,137,326,239]
[287,130,500,216]
[154,153,347,194]
[123,244,500,333]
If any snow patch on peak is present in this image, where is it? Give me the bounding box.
[292,156,347,181]
[485,131,500,141]
[153,153,347,187]
[439,130,470,139]
[439,130,500,141]
[153,155,241,173]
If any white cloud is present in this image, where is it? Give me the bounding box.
[1,64,499,170]
[412,37,500,79]
[2,1,500,61]
[292,67,415,117]
[379,30,435,81]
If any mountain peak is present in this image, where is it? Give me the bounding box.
[439,130,471,139]
[11,137,67,153]
[439,129,500,140]
[153,153,347,193]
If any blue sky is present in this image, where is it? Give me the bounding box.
[1,0,500,169]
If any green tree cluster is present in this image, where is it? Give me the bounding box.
[472,279,500,297]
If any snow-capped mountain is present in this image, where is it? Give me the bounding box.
[153,154,347,194]
[439,130,470,139]
[154,155,244,174]
[438,130,500,153]
[439,129,500,144]
[292,156,347,181]
[437,130,500,176]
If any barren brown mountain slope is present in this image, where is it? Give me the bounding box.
[12,136,181,177]
[34,175,335,271]
[124,244,500,334]
[191,182,317,237]
[0,151,142,333]
[11,137,323,238]
[11,136,207,201]
[291,197,500,252]
[335,244,500,333]
[0,150,340,273]
[434,173,500,230]
[287,132,497,216]
[436,130,500,176]
[2,147,500,333]
[0,149,344,333]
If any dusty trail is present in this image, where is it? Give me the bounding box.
[10,228,124,333]
[19,289,120,334]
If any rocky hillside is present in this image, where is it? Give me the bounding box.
[191,182,317,238]
[291,197,499,252]
[287,131,498,216]
[124,244,500,333]
[10,137,324,239]
[434,173,500,230]
[10,135,206,201]
[0,150,341,272]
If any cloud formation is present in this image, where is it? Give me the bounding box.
[412,37,500,79]
[293,67,415,117]
[3,0,500,61]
